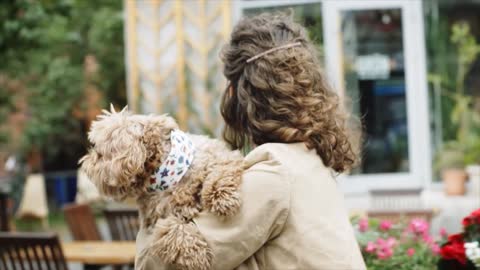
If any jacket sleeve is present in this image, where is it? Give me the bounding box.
[193,161,291,270]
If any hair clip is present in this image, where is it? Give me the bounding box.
[246,42,302,63]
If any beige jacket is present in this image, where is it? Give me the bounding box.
[136,143,366,270]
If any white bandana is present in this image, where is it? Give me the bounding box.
[148,129,195,191]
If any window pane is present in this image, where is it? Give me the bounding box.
[341,9,410,174]
[424,0,480,180]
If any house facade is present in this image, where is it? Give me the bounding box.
[124,0,480,195]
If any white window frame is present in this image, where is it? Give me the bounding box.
[236,0,432,194]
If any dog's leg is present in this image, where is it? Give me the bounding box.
[148,216,213,270]
[201,158,243,218]
[137,193,171,232]
[169,174,204,220]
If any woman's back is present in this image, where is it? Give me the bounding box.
[232,142,365,269]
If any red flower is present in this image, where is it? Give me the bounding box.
[440,233,467,265]
[448,233,464,243]
[470,208,480,223]
[462,216,472,227]
[470,208,480,218]
[463,208,480,227]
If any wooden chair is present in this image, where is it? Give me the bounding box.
[0,191,9,232]
[63,203,102,241]
[103,208,139,241]
[0,232,68,270]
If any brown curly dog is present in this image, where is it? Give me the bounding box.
[79,105,244,270]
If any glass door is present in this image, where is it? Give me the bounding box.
[322,0,431,192]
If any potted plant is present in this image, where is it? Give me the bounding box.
[435,142,468,196]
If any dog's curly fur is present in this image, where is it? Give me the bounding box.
[79,106,244,270]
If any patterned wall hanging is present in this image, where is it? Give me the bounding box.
[125,0,232,135]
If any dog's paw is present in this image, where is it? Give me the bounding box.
[149,216,213,270]
[201,174,242,218]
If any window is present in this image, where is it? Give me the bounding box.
[424,0,480,180]
[340,9,409,174]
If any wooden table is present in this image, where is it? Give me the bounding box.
[62,241,136,265]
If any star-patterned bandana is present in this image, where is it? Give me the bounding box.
[148,129,195,192]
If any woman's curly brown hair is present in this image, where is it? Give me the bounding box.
[220,12,358,173]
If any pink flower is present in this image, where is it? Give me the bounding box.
[376,237,397,248]
[365,241,376,253]
[400,230,410,240]
[363,236,400,260]
[376,247,394,259]
[431,243,440,254]
[387,237,397,247]
[407,248,415,257]
[422,234,434,245]
[440,227,448,238]
[374,237,397,259]
[376,242,394,259]
[359,218,369,232]
[408,218,429,236]
[379,220,393,231]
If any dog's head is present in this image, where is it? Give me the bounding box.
[79,105,178,200]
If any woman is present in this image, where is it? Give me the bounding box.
[137,12,366,270]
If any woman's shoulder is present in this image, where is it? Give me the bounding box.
[245,142,307,165]
[245,142,325,171]
[239,143,300,201]
[243,143,301,177]
[244,142,334,187]
[242,142,316,192]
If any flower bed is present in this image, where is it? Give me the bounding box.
[352,209,480,269]
[352,216,440,269]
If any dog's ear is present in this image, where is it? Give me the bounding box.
[112,128,147,184]
[79,149,100,180]
[79,144,146,199]
[81,117,147,191]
